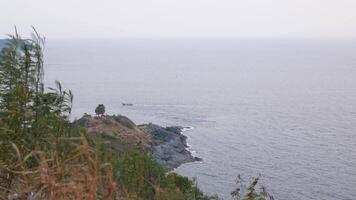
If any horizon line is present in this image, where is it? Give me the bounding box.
[1,36,356,40]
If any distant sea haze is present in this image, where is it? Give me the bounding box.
[44,39,356,200]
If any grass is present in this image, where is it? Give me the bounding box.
[0,29,272,200]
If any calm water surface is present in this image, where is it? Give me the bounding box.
[44,39,356,200]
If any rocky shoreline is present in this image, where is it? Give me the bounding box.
[78,115,201,171]
[139,123,202,171]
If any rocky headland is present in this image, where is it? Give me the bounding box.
[76,114,201,170]
[139,123,201,170]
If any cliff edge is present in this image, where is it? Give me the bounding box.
[76,114,200,170]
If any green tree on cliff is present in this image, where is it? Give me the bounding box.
[95,103,105,116]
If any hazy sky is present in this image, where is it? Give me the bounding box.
[1,0,356,39]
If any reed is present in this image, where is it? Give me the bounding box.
[0,29,117,200]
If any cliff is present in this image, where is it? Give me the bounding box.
[76,114,200,170]
[139,123,201,170]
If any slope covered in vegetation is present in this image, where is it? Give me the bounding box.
[0,31,217,200]
[0,31,272,200]
[76,114,151,151]
[76,114,200,171]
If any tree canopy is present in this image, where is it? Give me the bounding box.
[95,104,105,116]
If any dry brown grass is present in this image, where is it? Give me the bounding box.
[83,115,150,150]
[0,138,117,200]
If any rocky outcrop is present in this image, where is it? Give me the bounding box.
[139,123,201,171]
[78,115,200,171]
[76,114,150,151]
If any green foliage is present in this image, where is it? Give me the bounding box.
[0,30,218,200]
[74,115,89,126]
[95,104,105,116]
[103,119,113,125]
[231,175,273,200]
[116,149,163,199]
[1,29,269,200]
[0,30,115,199]
[112,114,136,129]
[165,173,217,200]
[0,29,74,164]
[106,148,217,200]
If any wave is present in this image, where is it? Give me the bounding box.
[181,126,198,158]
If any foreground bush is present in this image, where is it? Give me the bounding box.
[0,30,218,200]
[0,29,271,200]
[0,30,116,199]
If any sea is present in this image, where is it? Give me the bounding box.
[44,39,356,200]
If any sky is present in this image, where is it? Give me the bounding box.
[1,0,356,39]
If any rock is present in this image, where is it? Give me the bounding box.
[77,114,201,171]
[139,123,201,171]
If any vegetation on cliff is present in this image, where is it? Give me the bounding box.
[76,113,200,171]
[0,30,115,199]
[0,30,272,200]
[0,30,216,200]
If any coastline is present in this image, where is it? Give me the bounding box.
[180,126,198,158]
[77,114,201,171]
[138,123,202,171]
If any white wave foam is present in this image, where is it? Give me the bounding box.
[180,126,198,157]
[181,126,194,132]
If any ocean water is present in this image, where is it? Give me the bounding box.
[44,39,356,200]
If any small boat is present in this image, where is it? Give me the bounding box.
[122,103,134,106]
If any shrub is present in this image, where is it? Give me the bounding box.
[231,175,274,200]
[113,115,136,129]
[0,30,116,199]
[103,119,113,125]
